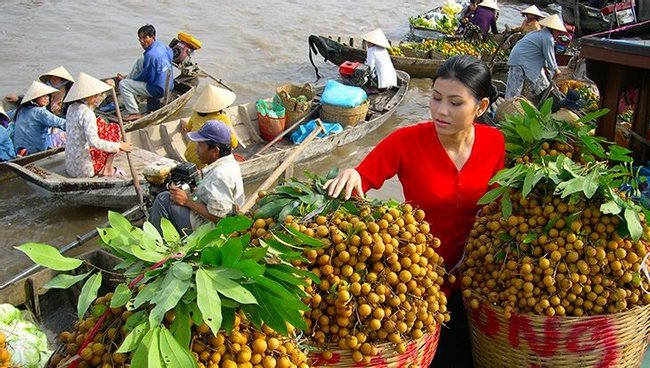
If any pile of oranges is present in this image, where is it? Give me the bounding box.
[0,332,10,368]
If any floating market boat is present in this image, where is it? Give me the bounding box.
[557,0,619,36]
[3,72,409,208]
[308,35,509,79]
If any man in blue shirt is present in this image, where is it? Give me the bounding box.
[505,15,567,99]
[0,105,15,161]
[118,24,173,122]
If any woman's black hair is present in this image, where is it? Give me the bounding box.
[433,55,498,104]
[207,141,232,158]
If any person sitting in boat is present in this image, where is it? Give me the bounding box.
[361,29,397,90]
[117,24,174,122]
[0,105,15,161]
[551,89,585,123]
[182,85,238,170]
[63,72,132,178]
[505,14,567,99]
[149,120,245,235]
[511,5,544,34]
[10,81,66,155]
[466,0,499,40]
[6,66,75,116]
[456,0,479,35]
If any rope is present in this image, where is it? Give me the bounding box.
[308,35,322,81]
[641,251,650,294]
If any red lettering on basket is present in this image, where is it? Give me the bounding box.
[565,317,619,368]
[311,352,341,366]
[508,314,560,357]
[472,303,500,337]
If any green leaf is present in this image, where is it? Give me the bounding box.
[142,222,166,253]
[233,259,266,278]
[113,257,137,271]
[576,108,609,123]
[600,200,622,215]
[528,119,543,140]
[522,169,536,197]
[242,246,268,261]
[519,99,538,118]
[133,277,163,309]
[583,169,600,198]
[477,186,507,205]
[285,226,325,247]
[522,233,537,244]
[117,321,149,353]
[200,246,223,266]
[130,243,166,263]
[77,273,102,319]
[124,310,147,331]
[149,273,191,327]
[556,177,586,198]
[15,243,83,271]
[170,303,191,348]
[171,262,194,281]
[108,210,135,233]
[495,250,506,262]
[222,236,245,267]
[266,267,309,287]
[608,145,634,162]
[216,215,254,234]
[196,268,223,335]
[515,125,534,143]
[500,190,512,219]
[539,98,553,116]
[624,208,643,241]
[160,218,181,244]
[254,198,293,219]
[159,326,199,368]
[221,307,236,334]
[206,270,257,305]
[130,328,157,368]
[147,327,164,367]
[181,223,214,253]
[43,271,91,289]
[110,283,132,308]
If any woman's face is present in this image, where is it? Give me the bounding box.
[35,95,50,107]
[429,78,489,136]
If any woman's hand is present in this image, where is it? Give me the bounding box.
[323,168,364,200]
[119,142,133,152]
[180,118,189,132]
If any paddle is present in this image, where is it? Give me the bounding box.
[111,87,146,208]
[0,204,146,289]
[240,120,325,213]
[487,30,514,72]
[247,104,321,159]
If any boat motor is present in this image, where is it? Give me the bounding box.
[338,61,370,87]
[169,32,202,67]
[144,160,201,199]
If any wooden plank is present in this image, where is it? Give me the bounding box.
[138,129,155,152]
[238,105,263,142]
[159,124,185,163]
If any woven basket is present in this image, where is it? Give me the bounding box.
[320,100,369,127]
[276,83,315,125]
[496,96,531,122]
[465,299,650,368]
[309,327,440,367]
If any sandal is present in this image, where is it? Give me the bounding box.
[113,167,127,177]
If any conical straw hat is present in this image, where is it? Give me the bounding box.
[64,72,112,103]
[539,14,567,32]
[361,29,390,49]
[0,104,7,120]
[39,66,75,84]
[478,0,499,10]
[193,85,236,113]
[521,5,543,17]
[21,81,59,104]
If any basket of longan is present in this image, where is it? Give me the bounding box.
[460,180,650,368]
[251,174,453,367]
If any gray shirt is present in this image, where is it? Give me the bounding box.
[507,28,558,82]
[189,154,245,229]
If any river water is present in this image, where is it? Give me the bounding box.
[0,0,553,285]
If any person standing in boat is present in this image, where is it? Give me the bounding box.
[0,105,15,161]
[117,24,174,122]
[63,72,132,178]
[511,5,544,34]
[182,85,238,170]
[10,81,66,155]
[150,120,245,235]
[505,14,567,99]
[466,0,499,40]
[362,29,397,90]
[324,55,505,367]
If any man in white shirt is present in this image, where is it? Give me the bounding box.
[362,29,398,90]
[149,120,245,235]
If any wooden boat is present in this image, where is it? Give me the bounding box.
[308,35,509,79]
[3,72,409,208]
[557,0,613,36]
[0,75,197,182]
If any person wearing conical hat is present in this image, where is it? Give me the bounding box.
[505,14,567,99]
[11,81,66,155]
[512,5,544,34]
[182,85,237,170]
[467,0,499,40]
[39,66,75,116]
[0,105,15,161]
[361,29,397,90]
[63,72,132,177]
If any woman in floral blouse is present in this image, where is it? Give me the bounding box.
[64,72,132,177]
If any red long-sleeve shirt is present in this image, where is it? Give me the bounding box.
[356,122,505,271]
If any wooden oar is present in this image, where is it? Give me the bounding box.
[248,104,321,159]
[111,87,146,207]
[196,65,234,92]
[0,204,146,289]
[240,120,325,213]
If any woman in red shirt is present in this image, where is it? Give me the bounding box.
[325,55,505,367]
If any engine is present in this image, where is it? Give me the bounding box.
[338,61,371,87]
[169,32,202,70]
[144,160,201,199]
